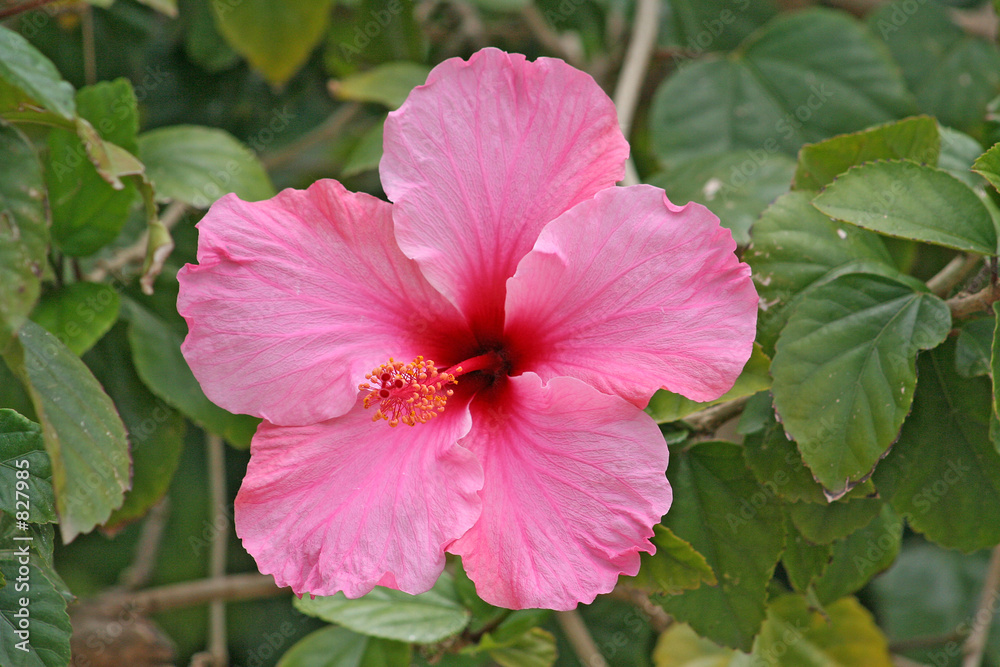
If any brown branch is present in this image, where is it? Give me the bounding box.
[206,435,229,666]
[606,585,672,633]
[519,5,584,68]
[0,0,59,20]
[684,396,751,433]
[613,0,660,186]
[889,631,966,653]
[81,4,96,86]
[119,498,170,591]
[950,4,998,43]
[85,200,188,282]
[262,103,360,171]
[927,254,982,297]
[947,283,1000,319]
[893,656,933,667]
[556,610,609,667]
[962,544,1000,667]
[109,573,288,614]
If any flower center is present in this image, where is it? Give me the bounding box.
[360,357,457,427]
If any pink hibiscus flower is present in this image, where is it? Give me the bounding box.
[177,48,757,610]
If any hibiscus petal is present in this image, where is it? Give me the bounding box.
[381,48,629,338]
[450,373,670,610]
[504,185,758,406]
[235,394,482,598]
[177,179,472,426]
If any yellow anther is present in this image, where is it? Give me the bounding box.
[359,356,456,427]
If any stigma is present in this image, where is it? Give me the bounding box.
[359,356,458,427]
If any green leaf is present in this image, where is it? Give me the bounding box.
[646,344,771,424]
[212,0,334,85]
[2,321,130,542]
[122,295,259,449]
[30,283,120,357]
[657,441,785,651]
[939,126,986,187]
[663,0,778,53]
[955,315,994,378]
[771,273,951,496]
[342,122,385,177]
[652,623,740,667]
[135,0,177,16]
[331,62,430,109]
[873,339,1000,552]
[0,559,72,667]
[793,116,940,191]
[476,628,556,667]
[75,78,139,154]
[85,324,184,532]
[183,0,240,72]
[649,152,795,245]
[0,121,47,342]
[751,595,892,666]
[869,1,1000,137]
[649,8,915,166]
[743,405,880,507]
[788,497,883,546]
[974,141,1000,195]
[0,514,56,573]
[294,572,470,644]
[276,625,411,667]
[45,128,138,257]
[813,160,998,255]
[0,409,55,524]
[0,25,75,120]
[628,524,717,594]
[781,516,832,593]
[138,125,274,207]
[812,504,902,605]
[745,191,895,351]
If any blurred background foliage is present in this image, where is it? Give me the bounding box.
[3,0,1000,666]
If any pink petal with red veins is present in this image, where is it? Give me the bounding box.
[450,373,670,610]
[177,179,473,427]
[235,394,482,598]
[381,48,629,338]
[504,185,758,406]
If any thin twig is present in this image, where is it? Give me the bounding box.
[947,283,1000,319]
[207,435,229,666]
[0,0,59,20]
[606,585,672,633]
[449,0,487,51]
[613,0,660,186]
[889,631,966,653]
[950,3,998,42]
[893,656,933,667]
[119,498,170,591]
[556,610,609,667]
[927,254,982,297]
[684,396,751,433]
[110,573,287,614]
[962,545,1000,667]
[262,103,360,171]
[81,4,96,86]
[86,200,188,282]
[520,5,584,68]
